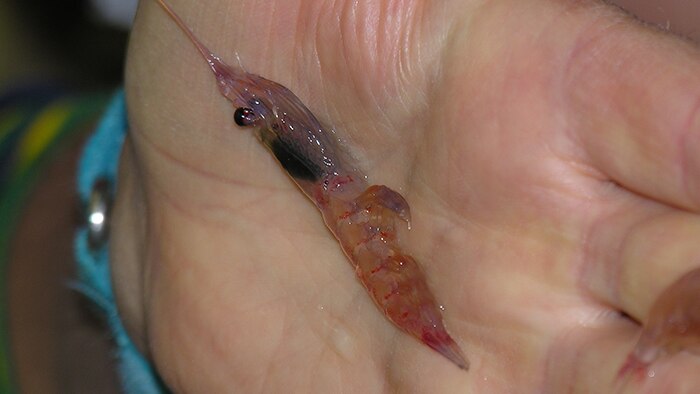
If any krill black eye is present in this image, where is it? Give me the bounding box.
[234,107,256,127]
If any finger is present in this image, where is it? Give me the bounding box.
[565,7,700,211]
[611,0,700,43]
[581,192,700,324]
[547,316,700,392]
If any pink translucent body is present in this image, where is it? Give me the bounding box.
[318,180,468,369]
[619,268,700,379]
[154,0,467,369]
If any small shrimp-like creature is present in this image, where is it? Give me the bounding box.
[618,268,700,380]
[154,0,468,369]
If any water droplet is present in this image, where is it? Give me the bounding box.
[439,305,445,311]
[331,325,357,360]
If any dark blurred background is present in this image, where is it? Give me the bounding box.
[0,0,134,90]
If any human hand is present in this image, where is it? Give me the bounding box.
[119,0,700,392]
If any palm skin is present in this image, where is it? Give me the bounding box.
[117,0,700,392]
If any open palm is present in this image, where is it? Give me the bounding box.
[119,0,700,392]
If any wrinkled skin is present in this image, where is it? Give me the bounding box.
[119,0,700,392]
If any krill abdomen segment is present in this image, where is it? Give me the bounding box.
[327,184,468,369]
[637,268,700,360]
[620,268,700,379]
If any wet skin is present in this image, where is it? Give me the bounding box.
[119,0,700,392]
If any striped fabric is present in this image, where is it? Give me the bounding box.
[0,85,109,393]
